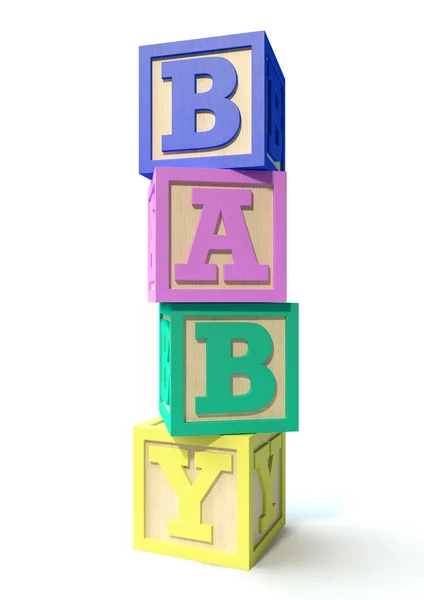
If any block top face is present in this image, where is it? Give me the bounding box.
[134,417,272,448]
[139,31,285,177]
[148,167,287,303]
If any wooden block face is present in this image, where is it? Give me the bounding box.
[134,418,286,570]
[148,181,156,292]
[134,418,251,569]
[184,316,286,423]
[139,32,285,177]
[148,168,286,303]
[252,434,285,551]
[159,303,298,436]
[169,184,272,290]
[145,441,237,553]
[151,49,252,162]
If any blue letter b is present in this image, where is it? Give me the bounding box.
[161,57,241,152]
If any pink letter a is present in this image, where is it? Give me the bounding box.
[175,187,269,283]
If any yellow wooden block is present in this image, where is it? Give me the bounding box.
[134,417,286,570]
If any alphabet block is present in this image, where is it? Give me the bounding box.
[139,31,285,178]
[134,417,285,570]
[159,303,298,436]
[148,167,286,303]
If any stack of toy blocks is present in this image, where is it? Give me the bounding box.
[134,31,299,570]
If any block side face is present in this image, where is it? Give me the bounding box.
[138,32,272,174]
[271,171,287,301]
[150,168,286,303]
[151,169,172,301]
[250,433,286,567]
[250,31,266,170]
[264,35,285,171]
[159,315,171,410]
[147,184,157,294]
[139,45,154,177]
[252,433,284,546]
[285,303,299,431]
[133,426,146,549]
[168,305,185,433]
[159,307,173,430]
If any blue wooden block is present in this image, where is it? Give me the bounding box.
[139,31,285,178]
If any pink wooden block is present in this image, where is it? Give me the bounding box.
[148,167,287,303]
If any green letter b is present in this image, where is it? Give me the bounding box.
[195,322,276,415]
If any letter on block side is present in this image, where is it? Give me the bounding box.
[158,303,299,436]
[134,418,286,570]
[139,31,285,177]
[148,167,286,303]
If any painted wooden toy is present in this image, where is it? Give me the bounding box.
[134,418,285,570]
[136,29,296,570]
[148,167,286,303]
[139,31,285,178]
[159,303,298,436]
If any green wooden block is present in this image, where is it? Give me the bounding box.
[159,303,299,436]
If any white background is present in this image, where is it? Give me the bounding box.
[1,1,424,598]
